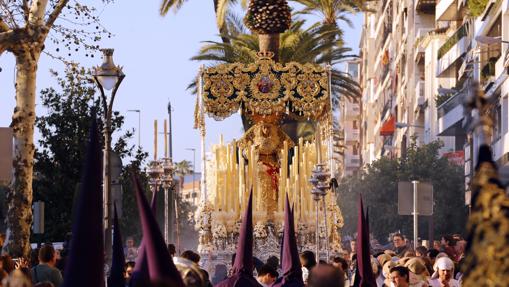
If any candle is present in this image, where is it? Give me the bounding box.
[223,144,227,212]
[226,144,230,212]
[232,140,238,213]
[288,164,293,203]
[246,147,252,211]
[315,125,322,163]
[214,146,220,210]
[278,167,284,212]
[251,146,257,211]
[164,119,168,158]
[235,153,244,215]
[239,153,245,215]
[154,120,158,160]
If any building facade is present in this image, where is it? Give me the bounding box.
[357,0,509,206]
[338,62,362,176]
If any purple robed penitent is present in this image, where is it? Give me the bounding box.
[272,193,304,287]
[108,205,126,287]
[215,191,262,287]
[132,175,184,286]
[62,118,105,287]
[353,196,376,287]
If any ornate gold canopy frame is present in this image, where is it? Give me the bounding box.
[198,52,332,123]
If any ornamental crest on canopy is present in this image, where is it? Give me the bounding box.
[201,52,330,121]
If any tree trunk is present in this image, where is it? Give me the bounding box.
[6,51,40,257]
[258,33,280,62]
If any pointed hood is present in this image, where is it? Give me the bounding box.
[215,191,261,287]
[353,195,376,287]
[108,205,126,287]
[365,207,370,244]
[62,118,104,287]
[272,193,304,287]
[130,191,158,286]
[132,175,184,287]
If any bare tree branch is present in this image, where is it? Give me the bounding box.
[0,29,15,44]
[4,5,20,28]
[0,17,10,32]
[45,0,69,29]
[22,0,30,23]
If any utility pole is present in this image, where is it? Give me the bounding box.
[127,109,141,148]
[187,148,197,205]
[412,180,419,249]
[167,101,175,244]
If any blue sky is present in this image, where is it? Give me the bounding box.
[0,2,362,167]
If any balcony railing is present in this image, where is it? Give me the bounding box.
[481,60,496,80]
[437,89,464,117]
[416,0,437,12]
[414,80,425,111]
[438,22,469,60]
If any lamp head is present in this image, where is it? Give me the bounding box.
[475,35,502,45]
[395,122,408,129]
[93,49,124,91]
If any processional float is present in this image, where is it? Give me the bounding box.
[193,52,345,262]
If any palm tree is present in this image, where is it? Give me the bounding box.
[291,0,367,27]
[160,0,242,33]
[174,160,193,189]
[193,16,360,141]
[192,17,360,101]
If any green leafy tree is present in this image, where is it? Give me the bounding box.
[337,140,468,242]
[467,0,489,17]
[0,0,110,257]
[174,160,193,189]
[33,67,148,242]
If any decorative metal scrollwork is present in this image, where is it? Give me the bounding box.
[202,54,330,120]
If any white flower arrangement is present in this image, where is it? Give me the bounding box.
[212,224,227,239]
[198,243,216,254]
[254,222,267,238]
[330,240,343,253]
[297,223,308,233]
[232,220,242,234]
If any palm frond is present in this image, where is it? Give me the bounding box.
[216,0,231,29]
[160,0,187,16]
[190,13,361,102]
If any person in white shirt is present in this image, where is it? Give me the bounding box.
[428,257,460,287]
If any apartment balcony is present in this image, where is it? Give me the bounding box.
[436,0,459,21]
[437,90,465,136]
[345,128,360,142]
[415,0,436,13]
[415,28,433,63]
[414,80,425,113]
[436,23,470,77]
[345,154,361,167]
[344,103,361,118]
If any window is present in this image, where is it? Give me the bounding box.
[503,96,508,135]
[353,120,358,129]
[493,103,502,142]
[353,144,359,155]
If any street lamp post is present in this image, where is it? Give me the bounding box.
[161,158,174,244]
[167,101,175,244]
[127,109,141,148]
[309,162,331,262]
[186,148,197,204]
[475,35,509,45]
[92,48,125,264]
